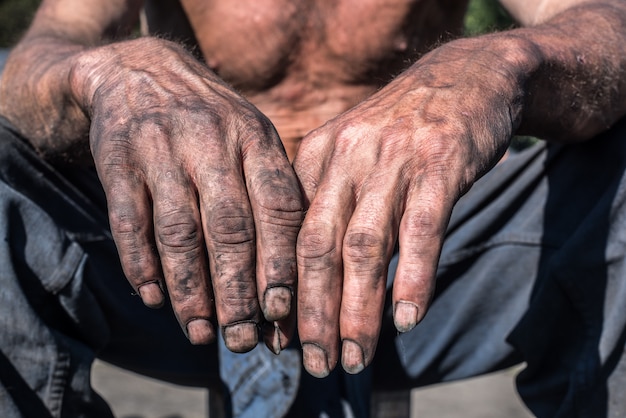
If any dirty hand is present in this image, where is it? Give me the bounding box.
[72,38,303,353]
[294,38,525,376]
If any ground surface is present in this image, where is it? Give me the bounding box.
[92,359,534,418]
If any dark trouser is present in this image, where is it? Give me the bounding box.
[0,118,223,417]
[374,119,626,418]
[1,114,626,418]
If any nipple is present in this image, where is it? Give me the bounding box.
[206,57,220,72]
[393,37,409,52]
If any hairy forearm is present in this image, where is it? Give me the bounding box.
[0,38,90,162]
[0,0,142,163]
[377,1,625,150]
[505,2,626,142]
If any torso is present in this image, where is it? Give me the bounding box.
[142,0,468,158]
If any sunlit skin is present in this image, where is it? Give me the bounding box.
[1,0,626,377]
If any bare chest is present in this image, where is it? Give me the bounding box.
[146,0,467,92]
[142,0,468,157]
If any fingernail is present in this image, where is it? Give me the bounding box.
[342,339,365,374]
[394,301,419,333]
[263,286,292,321]
[186,319,216,345]
[223,322,259,353]
[302,343,330,378]
[137,282,164,308]
[264,322,282,355]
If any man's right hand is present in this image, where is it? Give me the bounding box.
[70,37,303,353]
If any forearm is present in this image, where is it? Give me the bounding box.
[0,39,90,161]
[503,1,626,142]
[382,1,625,161]
[0,0,142,162]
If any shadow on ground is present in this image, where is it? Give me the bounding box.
[92,360,533,418]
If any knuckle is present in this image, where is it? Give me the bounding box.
[108,203,159,281]
[237,109,279,148]
[402,206,445,239]
[219,291,258,314]
[343,230,386,273]
[173,294,210,318]
[96,141,136,173]
[182,105,226,138]
[332,123,365,156]
[109,204,146,253]
[155,210,201,253]
[109,207,140,237]
[214,276,258,318]
[207,204,255,248]
[413,131,469,179]
[295,130,326,162]
[240,110,274,136]
[256,195,304,230]
[297,224,338,267]
[255,176,300,206]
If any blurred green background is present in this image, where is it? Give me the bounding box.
[465,0,514,35]
[0,0,41,47]
[0,0,513,48]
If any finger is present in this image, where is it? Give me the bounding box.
[243,129,303,351]
[102,167,166,308]
[151,166,216,345]
[297,165,354,378]
[292,131,333,206]
[197,161,260,353]
[339,173,402,374]
[392,176,455,333]
[261,312,297,355]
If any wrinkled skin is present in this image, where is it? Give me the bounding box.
[1,0,626,377]
[76,39,304,352]
[294,37,523,375]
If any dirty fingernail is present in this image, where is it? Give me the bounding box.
[263,286,292,321]
[263,322,282,355]
[342,339,365,374]
[137,282,164,308]
[186,319,216,345]
[223,322,258,353]
[302,343,330,378]
[394,301,419,333]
